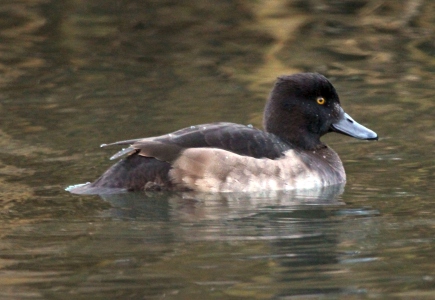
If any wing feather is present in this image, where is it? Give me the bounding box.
[102,122,292,161]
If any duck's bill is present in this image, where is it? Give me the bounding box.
[331,112,378,140]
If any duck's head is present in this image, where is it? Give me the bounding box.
[263,73,377,150]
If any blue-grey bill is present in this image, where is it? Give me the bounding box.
[331,112,378,140]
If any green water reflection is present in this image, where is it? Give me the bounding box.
[0,0,435,299]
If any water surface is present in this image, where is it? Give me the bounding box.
[1,1,435,299]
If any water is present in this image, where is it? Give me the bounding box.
[1,0,435,299]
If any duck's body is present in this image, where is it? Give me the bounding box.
[67,73,377,194]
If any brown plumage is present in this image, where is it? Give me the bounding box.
[67,73,377,194]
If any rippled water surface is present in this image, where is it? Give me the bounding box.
[1,1,435,299]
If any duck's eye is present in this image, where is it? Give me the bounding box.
[316,97,326,105]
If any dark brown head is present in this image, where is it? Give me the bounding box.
[263,73,377,150]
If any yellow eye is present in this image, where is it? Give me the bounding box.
[317,97,326,105]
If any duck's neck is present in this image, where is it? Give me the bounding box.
[264,119,324,151]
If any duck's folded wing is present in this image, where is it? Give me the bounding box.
[103,122,292,162]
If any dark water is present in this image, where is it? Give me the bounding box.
[1,0,435,299]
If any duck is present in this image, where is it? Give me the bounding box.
[67,73,377,194]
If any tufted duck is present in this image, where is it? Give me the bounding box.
[67,73,377,194]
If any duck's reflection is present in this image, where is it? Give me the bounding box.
[98,184,345,222]
[96,184,351,298]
